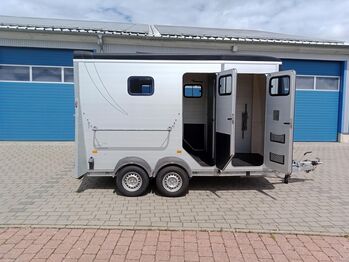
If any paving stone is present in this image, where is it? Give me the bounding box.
[0,142,349,235]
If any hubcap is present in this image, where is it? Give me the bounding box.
[122,172,142,192]
[162,172,182,192]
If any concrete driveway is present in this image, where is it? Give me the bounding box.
[0,142,348,235]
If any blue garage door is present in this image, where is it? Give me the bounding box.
[281,59,342,142]
[0,47,74,141]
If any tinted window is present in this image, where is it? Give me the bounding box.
[296,76,314,90]
[0,65,30,81]
[64,68,74,82]
[269,76,290,96]
[316,77,339,90]
[184,85,202,97]
[32,67,62,82]
[219,75,232,95]
[128,76,154,96]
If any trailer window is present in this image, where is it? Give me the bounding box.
[128,76,154,96]
[269,76,290,96]
[184,85,202,98]
[218,75,232,95]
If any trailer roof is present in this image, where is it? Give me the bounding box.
[73,52,281,62]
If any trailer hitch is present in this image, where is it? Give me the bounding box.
[292,151,322,173]
[292,158,322,173]
[283,151,322,184]
[292,151,322,179]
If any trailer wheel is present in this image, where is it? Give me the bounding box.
[116,166,149,197]
[156,166,189,197]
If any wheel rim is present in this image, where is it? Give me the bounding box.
[122,172,143,192]
[162,172,183,192]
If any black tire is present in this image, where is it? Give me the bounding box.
[156,166,189,197]
[116,165,149,197]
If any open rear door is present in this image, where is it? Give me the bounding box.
[264,70,296,174]
[216,69,237,170]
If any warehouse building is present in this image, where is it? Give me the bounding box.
[0,15,348,142]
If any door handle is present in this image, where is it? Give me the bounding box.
[283,121,293,128]
[227,114,234,124]
[227,117,234,124]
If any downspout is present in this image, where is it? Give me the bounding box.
[340,60,349,142]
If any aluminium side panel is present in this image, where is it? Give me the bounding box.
[74,58,282,177]
[74,62,88,178]
[75,59,222,175]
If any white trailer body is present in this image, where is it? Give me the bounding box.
[74,53,302,196]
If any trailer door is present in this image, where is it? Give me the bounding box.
[216,69,237,170]
[264,70,296,174]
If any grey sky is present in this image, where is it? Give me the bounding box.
[1,0,348,41]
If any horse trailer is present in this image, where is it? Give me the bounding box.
[74,53,320,197]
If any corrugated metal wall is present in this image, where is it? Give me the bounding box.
[0,46,73,65]
[0,82,74,140]
[281,59,342,142]
[0,47,74,141]
[293,91,339,141]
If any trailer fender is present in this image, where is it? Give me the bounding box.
[114,157,152,177]
[153,157,192,178]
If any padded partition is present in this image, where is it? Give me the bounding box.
[183,124,205,151]
[216,132,231,169]
[232,153,263,166]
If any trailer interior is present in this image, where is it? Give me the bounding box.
[182,73,267,168]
